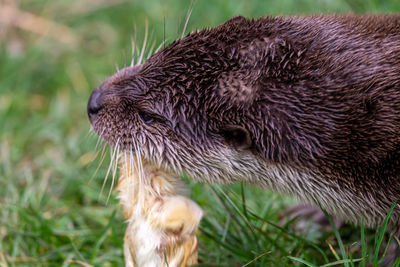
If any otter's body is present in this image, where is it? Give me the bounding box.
[88,15,400,235]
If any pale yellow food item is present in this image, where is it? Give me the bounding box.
[117,155,203,267]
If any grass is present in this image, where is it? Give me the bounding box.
[1,0,400,266]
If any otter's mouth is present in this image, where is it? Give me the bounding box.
[88,89,139,151]
[88,104,164,172]
[90,116,134,150]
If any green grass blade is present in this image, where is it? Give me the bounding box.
[320,258,362,267]
[90,209,117,263]
[322,209,348,267]
[393,254,400,267]
[248,210,329,263]
[360,220,367,267]
[287,256,318,267]
[373,202,397,267]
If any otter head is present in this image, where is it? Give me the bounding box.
[88,16,307,184]
[88,15,400,236]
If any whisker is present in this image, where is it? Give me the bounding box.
[134,24,141,61]
[130,35,136,67]
[100,141,108,159]
[155,39,167,54]
[133,141,141,185]
[85,126,95,139]
[132,139,142,213]
[100,147,114,198]
[94,136,102,151]
[136,140,145,206]
[163,15,166,49]
[181,0,194,38]
[136,142,144,186]
[138,19,149,65]
[100,140,119,199]
[129,144,135,199]
[123,49,127,68]
[94,128,106,151]
[136,142,147,211]
[107,142,120,203]
[89,143,109,184]
[176,17,182,40]
[123,149,131,199]
[146,39,157,60]
[84,126,98,144]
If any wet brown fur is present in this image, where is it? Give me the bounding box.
[89,15,400,236]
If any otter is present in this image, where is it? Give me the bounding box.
[88,14,400,260]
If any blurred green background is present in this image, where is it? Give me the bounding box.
[1,0,399,266]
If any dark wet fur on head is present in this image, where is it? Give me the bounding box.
[89,15,400,237]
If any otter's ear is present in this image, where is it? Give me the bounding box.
[220,125,252,150]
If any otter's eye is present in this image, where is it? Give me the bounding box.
[138,111,154,124]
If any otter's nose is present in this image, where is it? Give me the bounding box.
[87,88,104,120]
